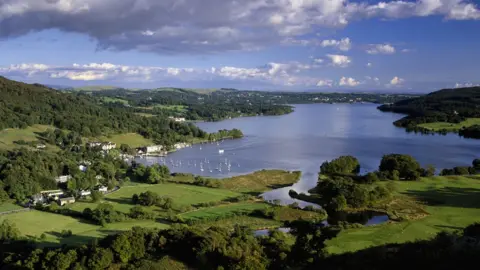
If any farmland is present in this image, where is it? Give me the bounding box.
[418,118,480,131]
[326,175,480,254]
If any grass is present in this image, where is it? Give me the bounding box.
[0,210,169,246]
[99,97,129,105]
[69,183,242,214]
[221,170,302,194]
[326,175,480,254]
[418,118,480,131]
[0,202,23,212]
[139,104,187,112]
[179,202,269,221]
[97,133,154,148]
[196,215,282,230]
[0,124,56,150]
[134,113,156,118]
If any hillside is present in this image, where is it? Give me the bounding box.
[378,86,480,138]
[0,76,208,146]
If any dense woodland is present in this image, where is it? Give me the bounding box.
[83,87,415,121]
[0,219,478,269]
[378,86,480,138]
[0,76,238,147]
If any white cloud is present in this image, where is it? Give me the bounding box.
[366,62,373,67]
[313,58,324,64]
[454,82,480,88]
[367,44,396,54]
[327,54,351,67]
[320,37,352,51]
[389,76,405,85]
[0,61,323,87]
[0,0,478,54]
[339,76,360,87]
[316,79,333,87]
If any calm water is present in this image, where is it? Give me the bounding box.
[136,104,480,205]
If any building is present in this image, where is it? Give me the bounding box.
[146,145,163,153]
[31,194,46,205]
[79,165,87,172]
[87,142,117,151]
[54,175,72,183]
[168,116,186,122]
[174,142,191,150]
[36,144,46,149]
[58,197,76,206]
[80,190,91,197]
[97,186,108,193]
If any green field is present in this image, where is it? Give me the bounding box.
[418,118,480,131]
[221,170,301,193]
[0,124,56,150]
[0,210,169,246]
[97,133,154,148]
[99,97,129,105]
[196,215,282,230]
[179,202,269,221]
[0,203,23,212]
[326,175,480,254]
[134,113,156,118]
[69,183,242,214]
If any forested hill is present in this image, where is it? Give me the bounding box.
[377,86,480,138]
[0,76,208,145]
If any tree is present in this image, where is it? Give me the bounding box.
[320,156,360,175]
[87,248,114,270]
[91,190,103,202]
[111,233,132,263]
[472,159,480,171]
[379,154,421,180]
[0,219,20,242]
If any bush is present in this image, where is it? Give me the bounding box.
[61,229,73,238]
[320,156,360,175]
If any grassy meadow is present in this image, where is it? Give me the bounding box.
[221,170,301,194]
[418,118,480,131]
[97,133,154,148]
[0,124,56,150]
[69,183,242,214]
[326,175,480,254]
[0,210,168,246]
[179,202,269,221]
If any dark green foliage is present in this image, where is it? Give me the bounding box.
[473,159,480,171]
[320,156,360,175]
[459,125,480,139]
[83,204,127,225]
[132,191,174,210]
[128,206,155,220]
[379,154,422,180]
[0,219,20,242]
[131,164,170,184]
[377,86,480,138]
[60,230,73,238]
[90,190,103,202]
[440,166,474,176]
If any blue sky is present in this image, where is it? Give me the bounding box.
[0,0,479,92]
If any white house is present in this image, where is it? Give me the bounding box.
[87,142,116,151]
[58,197,76,206]
[80,190,91,197]
[168,116,186,122]
[55,175,72,183]
[97,186,108,193]
[79,165,87,172]
[36,144,46,149]
[146,145,163,153]
[174,143,191,150]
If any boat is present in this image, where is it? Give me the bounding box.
[219,149,224,154]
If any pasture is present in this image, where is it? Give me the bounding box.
[326,175,480,254]
[0,124,55,150]
[69,183,242,213]
[0,210,168,246]
[418,118,480,131]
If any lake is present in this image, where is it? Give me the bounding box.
[136,103,480,205]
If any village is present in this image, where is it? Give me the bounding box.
[28,140,193,208]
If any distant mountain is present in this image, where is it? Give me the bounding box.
[70,85,127,91]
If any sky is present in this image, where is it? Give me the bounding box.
[0,0,479,92]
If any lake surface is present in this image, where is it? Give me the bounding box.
[136,104,480,205]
